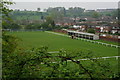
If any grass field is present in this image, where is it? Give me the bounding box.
[9,31,119,77]
[95,39,119,45]
[54,31,119,45]
[10,31,118,57]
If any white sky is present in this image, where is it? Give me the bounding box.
[9,0,119,11]
[11,0,120,2]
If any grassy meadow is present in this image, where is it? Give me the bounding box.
[8,31,119,76]
[9,31,118,57]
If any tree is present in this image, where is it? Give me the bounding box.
[1,0,20,30]
[92,11,100,18]
[87,28,95,34]
[2,1,119,79]
[24,23,41,30]
[47,7,64,19]
[37,8,41,12]
[2,45,119,78]
[2,22,21,30]
[1,0,14,22]
[111,9,119,19]
[44,16,55,30]
[66,7,85,17]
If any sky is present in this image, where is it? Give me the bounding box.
[12,0,120,2]
[9,0,119,11]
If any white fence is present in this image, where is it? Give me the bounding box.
[40,55,120,64]
[48,51,120,60]
[46,31,120,48]
[77,38,120,48]
[77,56,120,61]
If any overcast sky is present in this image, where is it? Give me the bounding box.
[12,0,119,2]
[9,0,119,11]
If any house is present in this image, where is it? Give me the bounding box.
[55,17,75,26]
[85,10,95,12]
[96,9,117,12]
[111,26,120,34]
[95,26,112,33]
[99,34,119,42]
[99,16,113,22]
[79,25,88,32]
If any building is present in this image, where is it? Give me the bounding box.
[85,10,95,12]
[55,17,75,26]
[96,9,117,12]
[67,30,99,40]
[111,26,120,34]
[95,26,120,34]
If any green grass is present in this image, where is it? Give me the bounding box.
[14,15,41,21]
[54,31,119,45]
[8,31,119,77]
[10,31,118,57]
[95,39,119,45]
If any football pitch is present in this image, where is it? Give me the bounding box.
[9,31,119,75]
[10,31,118,57]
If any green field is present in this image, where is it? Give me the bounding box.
[95,39,119,45]
[10,31,118,57]
[8,31,119,78]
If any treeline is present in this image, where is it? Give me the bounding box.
[10,7,118,20]
[2,16,61,31]
[10,10,48,20]
[3,7,118,31]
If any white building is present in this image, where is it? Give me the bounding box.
[67,30,99,40]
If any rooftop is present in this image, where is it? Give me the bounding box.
[67,30,96,36]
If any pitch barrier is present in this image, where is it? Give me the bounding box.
[41,54,119,64]
[48,51,119,60]
[46,31,120,48]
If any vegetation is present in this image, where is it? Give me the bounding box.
[10,7,118,21]
[3,31,119,79]
[3,30,119,79]
[2,0,119,79]
[10,31,118,57]
[95,39,119,45]
[2,22,21,30]
[92,11,100,18]
[87,28,95,34]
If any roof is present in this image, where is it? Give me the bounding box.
[67,30,96,36]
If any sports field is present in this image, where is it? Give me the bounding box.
[10,31,118,57]
[9,31,119,76]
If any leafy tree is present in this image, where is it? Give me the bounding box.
[87,28,95,34]
[2,22,21,30]
[66,7,84,17]
[24,23,41,30]
[2,44,119,79]
[47,7,65,20]
[37,8,41,12]
[2,0,119,79]
[44,16,55,30]
[92,11,100,18]
[111,9,119,19]
[1,0,22,30]
[1,0,14,25]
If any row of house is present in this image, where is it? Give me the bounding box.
[85,9,117,12]
[55,16,117,26]
[64,24,120,35]
[95,26,120,34]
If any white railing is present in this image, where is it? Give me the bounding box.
[40,55,120,64]
[46,31,120,48]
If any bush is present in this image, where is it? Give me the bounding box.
[87,28,95,34]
